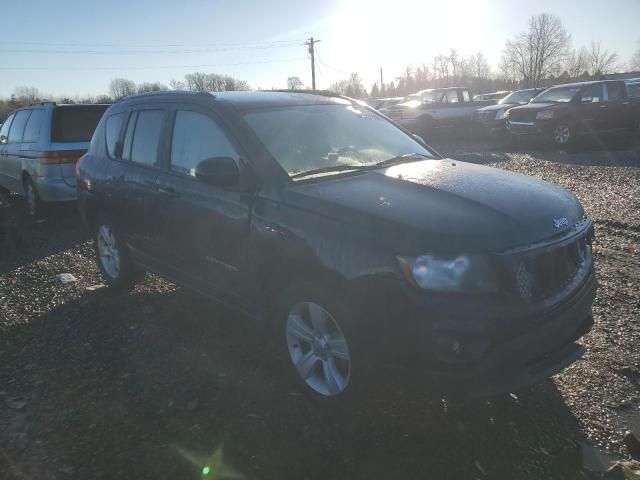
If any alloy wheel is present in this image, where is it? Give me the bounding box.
[553,125,571,145]
[286,301,351,396]
[97,225,121,280]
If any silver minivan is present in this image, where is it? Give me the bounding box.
[0,103,107,217]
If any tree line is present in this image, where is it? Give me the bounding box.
[0,72,250,122]
[331,13,640,98]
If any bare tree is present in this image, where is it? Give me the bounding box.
[169,79,186,90]
[137,82,167,94]
[468,51,490,79]
[109,78,137,99]
[587,41,618,76]
[448,49,461,84]
[565,47,589,80]
[13,86,43,103]
[503,13,571,87]
[287,76,304,90]
[435,55,450,85]
[184,72,208,91]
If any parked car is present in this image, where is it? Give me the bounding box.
[474,88,546,134]
[505,80,640,147]
[78,91,596,399]
[0,103,108,217]
[380,87,494,138]
[473,91,512,102]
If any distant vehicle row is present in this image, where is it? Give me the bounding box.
[377,80,640,147]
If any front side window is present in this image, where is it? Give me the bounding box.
[501,90,535,104]
[22,109,45,143]
[105,113,125,158]
[628,83,640,98]
[7,110,31,143]
[0,114,14,144]
[170,110,238,177]
[243,104,434,178]
[445,91,459,103]
[129,110,165,165]
[581,83,604,103]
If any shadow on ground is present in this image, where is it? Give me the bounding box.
[0,285,597,480]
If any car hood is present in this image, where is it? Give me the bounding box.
[285,159,583,253]
[477,103,517,112]
[509,102,559,113]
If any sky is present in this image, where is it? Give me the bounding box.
[1,0,639,98]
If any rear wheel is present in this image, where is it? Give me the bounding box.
[94,216,137,289]
[23,176,46,219]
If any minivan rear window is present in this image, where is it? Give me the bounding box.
[51,106,107,143]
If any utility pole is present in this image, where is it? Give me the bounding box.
[306,37,321,90]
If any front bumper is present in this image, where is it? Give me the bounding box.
[506,119,553,137]
[357,268,596,397]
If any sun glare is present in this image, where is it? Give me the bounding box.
[330,0,486,83]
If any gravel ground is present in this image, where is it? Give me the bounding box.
[1,140,639,480]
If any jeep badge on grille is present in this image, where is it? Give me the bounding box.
[553,217,569,228]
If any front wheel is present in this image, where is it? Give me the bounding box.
[551,123,574,147]
[280,285,357,399]
[94,217,137,289]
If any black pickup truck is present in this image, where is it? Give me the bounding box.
[380,87,493,137]
[505,80,640,147]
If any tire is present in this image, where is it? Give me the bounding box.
[23,176,46,219]
[93,215,137,289]
[550,122,575,148]
[276,282,363,401]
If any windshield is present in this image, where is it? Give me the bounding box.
[420,91,444,103]
[243,104,434,178]
[500,90,536,104]
[531,87,580,104]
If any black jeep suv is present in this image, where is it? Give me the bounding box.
[77,91,596,399]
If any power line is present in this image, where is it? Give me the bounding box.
[2,43,306,56]
[0,57,307,71]
[0,39,306,48]
[314,47,350,75]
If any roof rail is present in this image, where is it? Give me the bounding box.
[28,101,56,107]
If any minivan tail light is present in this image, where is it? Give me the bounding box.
[41,150,86,164]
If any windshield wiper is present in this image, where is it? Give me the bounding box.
[290,164,367,179]
[290,153,431,180]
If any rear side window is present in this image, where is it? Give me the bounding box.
[129,110,165,165]
[105,113,125,158]
[606,83,625,101]
[0,114,14,144]
[628,83,640,98]
[462,90,470,102]
[22,109,45,143]
[8,110,31,143]
[51,107,106,143]
[170,110,238,176]
[445,91,459,103]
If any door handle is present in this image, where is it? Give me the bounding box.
[158,186,179,198]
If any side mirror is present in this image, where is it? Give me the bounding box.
[581,96,593,104]
[413,134,426,144]
[0,135,7,145]
[195,157,239,186]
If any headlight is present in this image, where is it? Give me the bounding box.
[536,110,554,120]
[495,109,506,120]
[397,255,498,292]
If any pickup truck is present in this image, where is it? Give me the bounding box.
[505,80,640,147]
[379,87,493,137]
